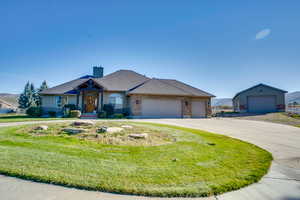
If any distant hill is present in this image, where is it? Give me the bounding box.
[212,98,233,107]
[286,92,300,104]
[0,93,19,107]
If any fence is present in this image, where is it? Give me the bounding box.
[286,106,300,114]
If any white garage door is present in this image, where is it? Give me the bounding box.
[248,96,276,113]
[192,100,206,118]
[141,98,182,118]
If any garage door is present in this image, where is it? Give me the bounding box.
[141,98,182,118]
[248,96,276,113]
[192,100,206,118]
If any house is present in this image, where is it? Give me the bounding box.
[40,67,215,118]
[0,99,16,114]
[233,83,287,113]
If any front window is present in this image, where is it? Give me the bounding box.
[108,93,123,109]
[56,96,68,108]
[56,96,62,107]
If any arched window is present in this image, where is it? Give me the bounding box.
[108,93,123,109]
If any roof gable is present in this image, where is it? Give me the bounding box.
[233,83,288,99]
[40,70,149,95]
[93,70,149,91]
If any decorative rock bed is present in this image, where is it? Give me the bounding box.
[62,128,85,134]
[34,125,48,131]
[128,133,148,139]
[72,121,94,126]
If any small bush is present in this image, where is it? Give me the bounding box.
[64,104,77,110]
[26,107,43,117]
[113,113,124,119]
[103,104,114,117]
[63,104,78,117]
[48,111,57,117]
[69,110,81,118]
[97,111,107,118]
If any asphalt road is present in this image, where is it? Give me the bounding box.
[0,118,299,200]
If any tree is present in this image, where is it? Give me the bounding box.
[30,83,37,107]
[18,81,49,109]
[18,82,32,109]
[39,80,48,92]
[35,80,48,106]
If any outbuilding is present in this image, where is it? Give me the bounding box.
[233,84,287,113]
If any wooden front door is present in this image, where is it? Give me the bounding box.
[85,95,97,113]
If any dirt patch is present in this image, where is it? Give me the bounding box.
[235,113,300,127]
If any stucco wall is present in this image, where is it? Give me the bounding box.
[233,85,286,112]
[41,95,77,113]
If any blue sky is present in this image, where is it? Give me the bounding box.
[1,1,299,97]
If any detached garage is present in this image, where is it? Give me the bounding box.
[233,84,287,113]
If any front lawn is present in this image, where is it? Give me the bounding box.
[0,114,73,123]
[0,122,272,197]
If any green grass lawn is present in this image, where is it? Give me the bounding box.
[0,114,73,123]
[0,122,272,197]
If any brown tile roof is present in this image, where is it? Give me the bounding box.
[40,78,88,95]
[40,70,149,95]
[93,70,149,91]
[40,69,214,97]
[157,79,215,97]
[128,78,214,97]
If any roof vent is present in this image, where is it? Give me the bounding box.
[93,66,103,78]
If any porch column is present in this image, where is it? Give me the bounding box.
[76,91,79,109]
[96,91,100,112]
[81,91,85,113]
[101,91,104,110]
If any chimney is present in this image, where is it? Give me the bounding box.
[93,66,103,78]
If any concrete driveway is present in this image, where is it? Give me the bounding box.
[0,118,299,200]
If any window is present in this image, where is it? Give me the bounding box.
[56,96,68,108]
[108,93,123,109]
[55,96,62,107]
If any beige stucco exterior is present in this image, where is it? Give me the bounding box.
[41,92,212,118]
[233,84,286,113]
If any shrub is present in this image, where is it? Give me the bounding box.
[69,110,81,118]
[48,111,57,117]
[122,108,130,117]
[64,104,77,110]
[103,104,114,117]
[97,111,107,118]
[26,107,43,117]
[63,104,77,117]
[113,113,124,119]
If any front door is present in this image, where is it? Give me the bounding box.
[85,95,97,113]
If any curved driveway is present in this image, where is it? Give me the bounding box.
[0,118,299,200]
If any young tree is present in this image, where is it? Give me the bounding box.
[30,83,37,107]
[18,82,31,109]
[35,80,48,106]
[39,80,48,92]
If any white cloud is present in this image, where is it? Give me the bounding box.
[255,29,271,40]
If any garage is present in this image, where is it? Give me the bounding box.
[192,100,206,118]
[141,98,182,118]
[248,96,276,113]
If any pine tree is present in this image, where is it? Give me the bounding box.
[30,83,37,107]
[18,82,31,109]
[35,80,48,106]
[39,80,48,92]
